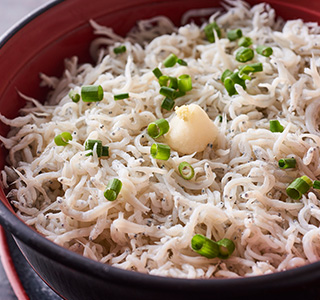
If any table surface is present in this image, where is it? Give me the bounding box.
[0,2,56,299]
[0,0,52,35]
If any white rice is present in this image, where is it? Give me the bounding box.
[2,0,320,278]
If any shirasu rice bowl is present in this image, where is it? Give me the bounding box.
[2,0,320,279]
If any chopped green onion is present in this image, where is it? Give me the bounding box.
[221,69,233,83]
[150,143,171,160]
[224,77,237,96]
[81,85,104,102]
[102,146,109,157]
[227,28,242,41]
[159,86,176,99]
[238,36,253,47]
[230,72,246,89]
[84,139,109,157]
[191,234,219,259]
[168,77,178,90]
[278,158,296,169]
[153,67,163,79]
[158,75,178,89]
[159,75,170,87]
[269,120,284,133]
[113,45,126,54]
[217,238,235,259]
[204,22,221,43]
[54,132,72,146]
[178,162,195,180]
[163,53,178,67]
[238,72,251,81]
[313,180,320,189]
[173,90,186,99]
[239,62,263,74]
[104,178,122,201]
[147,119,170,139]
[161,97,175,111]
[114,93,129,101]
[85,139,102,157]
[223,71,247,96]
[256,45,273,57]
[239,62,263,79]
[218,115,223,122]
[178,74,192,92]
[177,58,188,66]
[286,175,313,200]
[68,90,80,103]
[235,47,254,62]
[302,175,313,186]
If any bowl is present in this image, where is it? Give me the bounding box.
[1,0,320,299]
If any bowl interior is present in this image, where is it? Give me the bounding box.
[1,0,320,298]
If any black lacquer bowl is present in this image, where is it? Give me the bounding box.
[1,0,320,299]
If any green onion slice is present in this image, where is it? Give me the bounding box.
[313,180,320,189]
[147,119,170,139]
[85,139,102,157]
[84,139,109,157]
[235,47,254,63]
[150,143,171,160]
[256,45,273,57]
[191,234,219,259]
[158,76,178,90]
[239,66,255,75]
[278,158,296,169]
[153,67,163,79]
[269,120,284,133]
[204,22,221,43]
[239,62,263,79]
[238,73,251,81]
[173,90,186,99]
[178,74,192,92]
[227,28,242,41]
[113,45,126,54]
[54,132,72,146]
[178,162,195,180]
[221,69,233,83]
[224,71,247,96]
[81,85,104,102]
[217,238,236,259]
[230,72,246,89]
[177,58,188,66]
[163,53,178,68]
[286,175,313,200]
[168,77,178,90]
[114,93,129,101]
[232,72,246,88]
[102,146,109,157]
[237,67,252,80]
[238,36,253,47]
[161,97,175,111]
[104,178,122,201]
[224,77,237,96]
[68,90,80,103]
[239,62,263,74]
[159,86,176,99]
[158,75,170,87]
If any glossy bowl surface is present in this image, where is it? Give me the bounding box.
[1,0,320,299]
